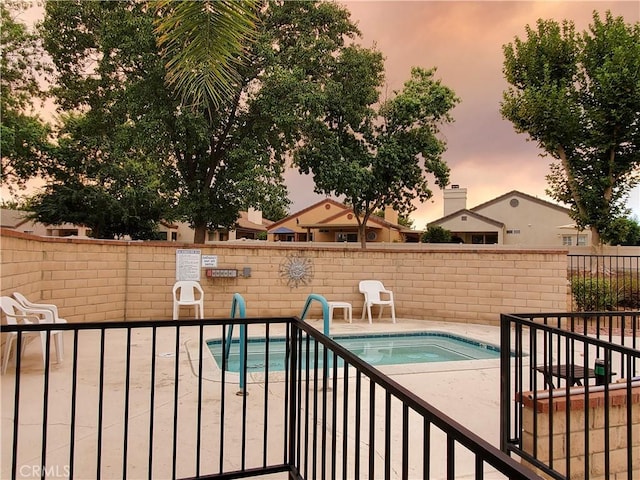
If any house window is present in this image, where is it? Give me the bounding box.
[562,236,573,246]
[577,235,587,246]
[510,198,520,207]
[336,232,358,242]
[461,215,467,221]
[485,233,498,244]
[171,232,177,241]
[507,229,520,234]
[471,234,498,244]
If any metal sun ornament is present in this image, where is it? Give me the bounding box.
[279,254,314,288]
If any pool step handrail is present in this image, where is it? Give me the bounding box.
[225,293,247,361]
[300,293,330,336]
[227,293,247,392]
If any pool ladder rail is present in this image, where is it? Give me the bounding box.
[225,293,332,392]
[299,293,330,336]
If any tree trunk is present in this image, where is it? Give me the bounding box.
[590,225,601,250]
[359,223,367,249]
[193,225,207,244]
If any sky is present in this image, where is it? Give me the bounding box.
[285,1,640,228]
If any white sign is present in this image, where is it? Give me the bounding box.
[202,255,218,268]
[176,249,201,281]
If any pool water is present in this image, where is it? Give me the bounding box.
[207,332,501,373]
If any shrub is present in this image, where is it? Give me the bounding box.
[421,225,452,243]
[618,273,640,309]
[570,276,620,311]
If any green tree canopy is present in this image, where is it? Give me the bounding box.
[501,11,640,247]
[0,1,51,191]
[296,66,458,248]
[601,216,640,246]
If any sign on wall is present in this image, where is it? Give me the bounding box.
[176,249,201,281]
[201,255,218,268]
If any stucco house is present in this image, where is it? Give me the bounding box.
[266,198,419,243]
[156,209,273,242]
[427,186,591,246]
[1,208,272,243]
[0,208,92,237]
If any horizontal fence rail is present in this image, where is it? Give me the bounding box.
[1,317,540,479]
[500,312,640,480]
[568,254,640,312]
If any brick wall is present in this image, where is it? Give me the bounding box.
[521,387,640,480]
[0,229,569,323]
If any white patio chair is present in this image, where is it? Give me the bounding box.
[1,296,64,374]
[172,281,205,320]
[359,280,396,324]
[13,292,66,324]
[12,292,66,363]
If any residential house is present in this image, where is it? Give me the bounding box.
[156,209,273,243]
[266,198,419,243]
[0,209,92,237]
[427,186,591,246]
[1,208,271,243]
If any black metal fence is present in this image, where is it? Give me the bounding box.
[568,254,640,311]
[1,316,540,479]
[500,311,640,480]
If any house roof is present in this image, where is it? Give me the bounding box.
[299,207,400,230]
[269,197,411,235]
[428,209,504,228]
[0,209,30,229]
[271,226,296,234]
[235,211,273,232]
[267,198,346,231]
[471,190,570,215]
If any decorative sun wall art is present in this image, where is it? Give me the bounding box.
[279,254,314,288]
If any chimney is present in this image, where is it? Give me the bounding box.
[247,207,262,225]
[443,185,467,216]
[384,206,399,225]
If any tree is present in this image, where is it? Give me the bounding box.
[34,2,178,239]
[0,1,51,191]
[41,1,363,243]
[28,115,175,239]
[373,209,415,229]
[296,66,458,248]
[601,216,640,246]
[501,11,640,247]
[421,225,452,243]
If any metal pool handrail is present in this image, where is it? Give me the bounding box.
[226,293,248,391]
[300,293,330,335]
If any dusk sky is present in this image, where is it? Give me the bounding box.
[286,1,640,227]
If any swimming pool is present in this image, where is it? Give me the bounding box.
[206,331,502,373]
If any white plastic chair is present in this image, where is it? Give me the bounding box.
[12,292,66,363]
[359,280,396,324]
[172,281,205,320]
[13,292,66,324]
[1,296,64,374]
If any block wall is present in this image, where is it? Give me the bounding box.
[521,387,640,480]
[1,229,569,323]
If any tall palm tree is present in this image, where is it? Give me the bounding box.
[153,0,258,110]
